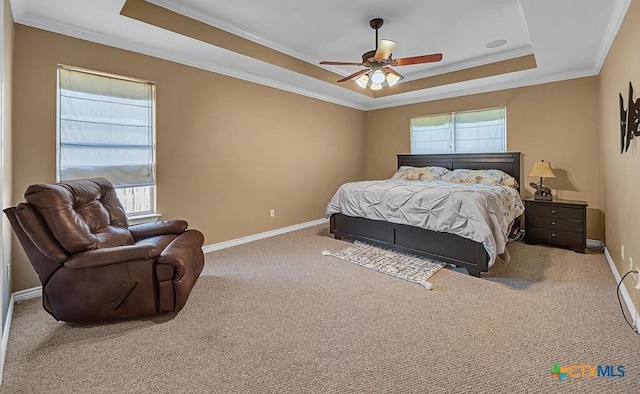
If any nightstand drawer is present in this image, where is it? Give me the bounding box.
[526,204,582,220]
[527,228,583,246]
[524,198,587,253]
[527,215,583,232]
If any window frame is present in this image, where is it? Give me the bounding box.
[410,106,507,154]
[55,64,157,217]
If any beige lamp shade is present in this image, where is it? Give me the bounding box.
[529,161,556,178]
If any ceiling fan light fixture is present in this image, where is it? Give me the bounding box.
[385,71,402,87]
[370,69,386,84]
[355,74,369,89]
[320,17,443,91]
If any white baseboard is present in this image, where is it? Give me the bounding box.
[13,287,42,302]
[202,218,328,254]
[1,286,43,386]
[0,293,15,387]
[604,247,639,329]
[587,239,604,249]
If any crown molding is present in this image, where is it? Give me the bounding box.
[14,11,367,111]
[9,0,28,21]
[363,67,599,111]
[593,0,632,73]
[515,0,533,50]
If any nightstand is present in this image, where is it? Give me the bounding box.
[524,198,588,253]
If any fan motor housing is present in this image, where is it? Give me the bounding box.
[370,18,384,30]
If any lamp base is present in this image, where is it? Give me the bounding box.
[533,194,553,201]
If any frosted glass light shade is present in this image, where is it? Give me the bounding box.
[355,74,369,89]
[385,72,401,87]
[370,69,386,84]
[352,69,403,90]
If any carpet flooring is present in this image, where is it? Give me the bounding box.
[2,225,640,393]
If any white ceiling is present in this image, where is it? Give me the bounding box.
[11,0,631,110]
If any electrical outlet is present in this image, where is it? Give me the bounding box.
[622,244,625,260]
[269,209,275,218]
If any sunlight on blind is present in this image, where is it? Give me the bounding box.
[58,67,154,188]
[454,107,505,152]
[411,114,452,153]
[411,107,506,154]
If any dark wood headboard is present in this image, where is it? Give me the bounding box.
[397,152,522,186]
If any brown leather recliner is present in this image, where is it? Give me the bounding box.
[4,178,205,323]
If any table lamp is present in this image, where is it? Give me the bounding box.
[528,160,556,201]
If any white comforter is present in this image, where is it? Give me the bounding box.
[325,179,525,267]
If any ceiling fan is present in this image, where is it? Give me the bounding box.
[320,18,443,90]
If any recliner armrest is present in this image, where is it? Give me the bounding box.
[129,220,188,241]
[64,244,160,269]
[157,230,205,280]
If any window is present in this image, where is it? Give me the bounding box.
[411,107,506,154]
[57,66,156,216]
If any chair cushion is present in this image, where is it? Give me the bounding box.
[24,178,133,254]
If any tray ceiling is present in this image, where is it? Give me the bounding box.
[11,0,631,110]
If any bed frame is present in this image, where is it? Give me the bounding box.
[329,152,522,277]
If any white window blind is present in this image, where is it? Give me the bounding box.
[411,107,506,154]
[410,114,452,154]
[57,67,154,188]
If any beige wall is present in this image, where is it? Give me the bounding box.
[11,25,365,291]
[2,0,13,324]
[599,0,640,312]
[364,77,604,240]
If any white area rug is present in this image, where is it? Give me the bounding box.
[323,241,446,290]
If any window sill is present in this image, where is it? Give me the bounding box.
[128,213,161,225]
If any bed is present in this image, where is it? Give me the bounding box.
[327,152,522,277]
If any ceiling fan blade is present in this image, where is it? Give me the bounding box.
[393,53,443,66]
[374,39,397,60]
[337,68,369,83]
[320,61,364,66]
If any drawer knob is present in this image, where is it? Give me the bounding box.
[551,221,556,226]
[551,233,556,237]
[551,210,556,214]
